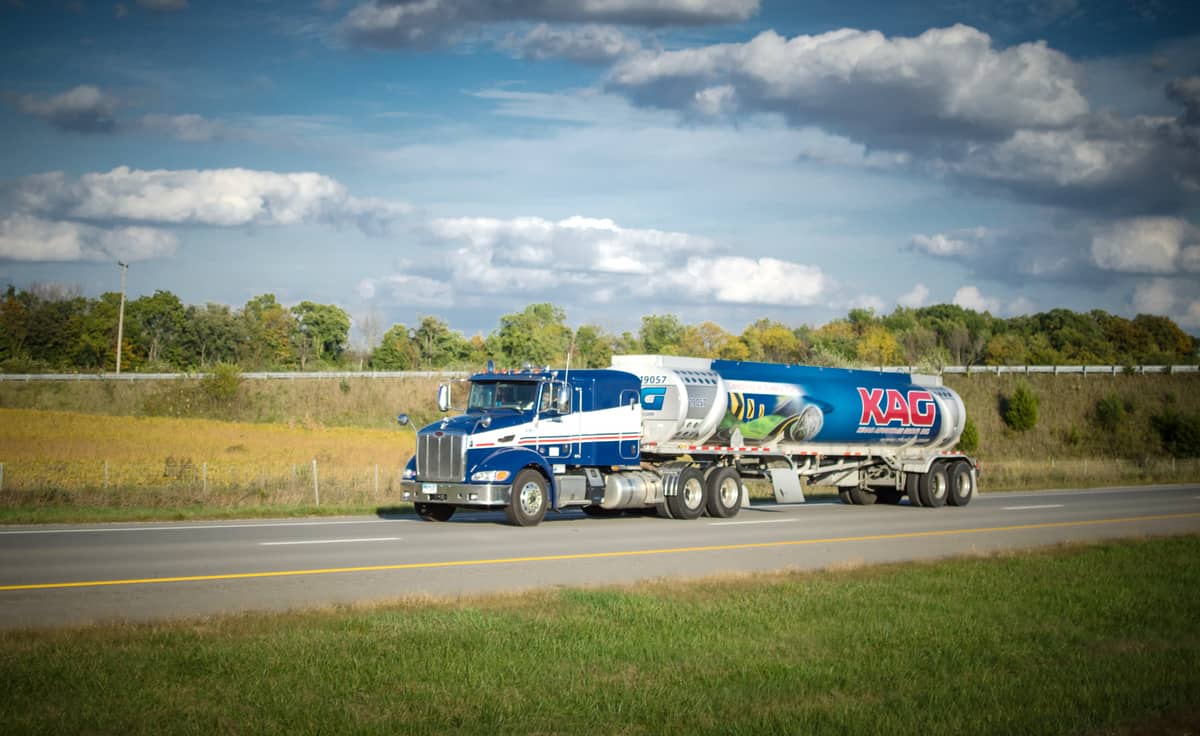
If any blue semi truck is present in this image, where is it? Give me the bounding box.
[399,355,977,526]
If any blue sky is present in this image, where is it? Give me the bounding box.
[1,0,1198,344]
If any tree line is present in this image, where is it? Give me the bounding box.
[0,285,1195,373]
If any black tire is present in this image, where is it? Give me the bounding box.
[414,502,455,522]
[838,488,854,505]
[705,467,742,518]
[666,467,706,520]
[918,463,949,508]
[906,472,923,507]
[505,469,549,526]
[876,488,904,505]
[947,460,975,507]
[848,487,878,506]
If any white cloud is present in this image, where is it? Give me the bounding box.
[504,24,640,63]
[668,256,829,306]
[6,167,412,232]
[952,285,1002,313]
[1133,278,1178,314]
[898,282,929,308]
[910,232,971,257]
[0,214,176,262]
[360,274,454,305]
[340,0,758,50]
[17,85,118,134]
[609,25,1088,147]
[1090,217,1188,274]
[428,214,711,274]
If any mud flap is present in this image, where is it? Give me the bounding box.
[768,468,806,504]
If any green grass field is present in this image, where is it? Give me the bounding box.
[2,536,1198,735]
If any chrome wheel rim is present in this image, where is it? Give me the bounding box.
[718,477,739,508]
[519,481,543,515]
[682,477,703,509]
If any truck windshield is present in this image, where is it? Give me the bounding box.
[467,381,538,412]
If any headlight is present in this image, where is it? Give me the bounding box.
[470,470,511,482]
[402,467,416,480]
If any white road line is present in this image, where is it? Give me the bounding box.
[0,519,408,536]
[710,518,801,526]
[1003,504,1065,511]
[259,537,402,546]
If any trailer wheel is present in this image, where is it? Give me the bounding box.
[905,472,923,507]
[848,487,878,506]
[705,467,742,518]
[505,469,548,527]
[947,461,975,507]
[667,467,706,520]
[414,502,455,522]
[838,488,853,505]
[918,463,949,508]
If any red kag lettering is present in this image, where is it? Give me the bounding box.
[909,390,935,427]
[858,387,938,427]
[858,387,885,424]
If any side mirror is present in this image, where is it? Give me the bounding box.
[396,413,410,426]
[437,384,451,413]
[556,386,571,414]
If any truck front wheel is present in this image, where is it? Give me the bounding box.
[667,467,706,520]
[506,469,549,527]
[415,502,455,522]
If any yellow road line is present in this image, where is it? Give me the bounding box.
[3,512,1199,592]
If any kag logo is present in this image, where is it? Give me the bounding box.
[857,388,936,427]
[640,386,668,411]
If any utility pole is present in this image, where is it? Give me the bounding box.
[115,261,128,374]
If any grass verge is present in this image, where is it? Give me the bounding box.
[2,536,1198,735]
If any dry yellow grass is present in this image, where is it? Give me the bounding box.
[0,408,416,508]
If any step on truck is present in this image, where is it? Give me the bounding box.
[398,355,977,526]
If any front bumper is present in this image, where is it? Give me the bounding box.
[401,480,510,507]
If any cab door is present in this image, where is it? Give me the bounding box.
[535,380,581,464]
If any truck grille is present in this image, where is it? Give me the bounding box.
[417,432,466,482]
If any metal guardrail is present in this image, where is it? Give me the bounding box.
[0,366,1196,381]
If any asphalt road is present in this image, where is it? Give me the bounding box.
[2,484,1198,629]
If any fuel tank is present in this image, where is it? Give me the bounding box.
[611,355,966,450]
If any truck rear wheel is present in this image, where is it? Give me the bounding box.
[705,467,742,518]
[415,502,455,522]
[947,461,975,506]
[505,469,548,527]
[906,472,923,507]
[667,467,706,520]
[918,463,949,508]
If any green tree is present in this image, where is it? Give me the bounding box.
[0,286,29,362]
[1004,381,1040,432]
[241,294,295,369]
[572,324,617,368]
[181,303,244,368]
[291,301,351,367]
[639,314,684,354]
[412,315,471,368]
[677,321,734,358]
[128,290,186,367]
[371,324,419,369]
[494,303,571,367]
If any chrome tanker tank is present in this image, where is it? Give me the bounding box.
[612,355,966,450]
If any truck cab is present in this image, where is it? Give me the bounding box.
[400,366,643,525]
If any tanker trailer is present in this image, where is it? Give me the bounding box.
[399,356,977,526]
[612,355,976,509]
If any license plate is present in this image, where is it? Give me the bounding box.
[421,483,438,494]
